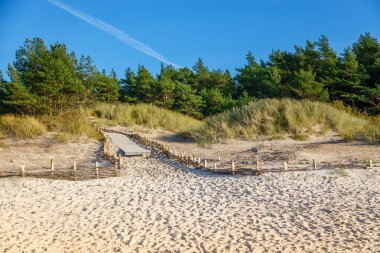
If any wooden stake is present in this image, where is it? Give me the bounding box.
[232,161,235,173]
[51,159,55,171]
[284,162,288,171]
[313,159,317,170]
[198,157,201,164]
[21,165,25,176]
[204,159,207,169]
[214,163,217,170]
[95,162,99,178]
[73,160,77,171]
[369,160,373,168]
[218,156,221,161]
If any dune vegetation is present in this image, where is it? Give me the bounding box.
[90,103,202,132]
[0,99,378,146]
[0,112,100,141]
[187,99,380,145]
[0,114,46,139]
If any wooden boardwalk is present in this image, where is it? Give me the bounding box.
[105,132,150,157]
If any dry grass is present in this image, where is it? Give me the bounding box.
[0,112,100,141]
[0,114,46,139]
[40,111,101,140]
[188,98,379,144]
[90,103,202,132]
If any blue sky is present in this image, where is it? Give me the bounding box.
[1,0,379,78]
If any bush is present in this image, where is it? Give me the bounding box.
[0,114,46,138]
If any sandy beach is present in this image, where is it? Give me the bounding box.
[1,151,379,252]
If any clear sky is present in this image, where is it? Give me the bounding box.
[1,0,379,78]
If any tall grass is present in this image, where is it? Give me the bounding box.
[188,98,379,144]
[0,112,100,140]
[90,103,202,132]
[40,111,101,140]
[0,115,46,138]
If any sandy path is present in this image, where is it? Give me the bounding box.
[0,153,379,252]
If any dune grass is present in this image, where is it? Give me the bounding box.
[188,98,379,144]
[1,100,378,145]
[0,114,46,139]
[0,112,100,141]
[40,111,101,140]
[90,103,202,132]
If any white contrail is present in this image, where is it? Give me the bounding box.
[47,0,181,68]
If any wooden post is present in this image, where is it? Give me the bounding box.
[214,163,217,170]
[218,156,221,161]
[50,159,55,175]
[95,162,99,178]
[73,160,77,171]
[204,159,207,169]
[369,160,373,168]
[21,165,25,176]
[284,162,288,171]
[232,161,235,174]
[313,159,317,170]
[198,157,201,164]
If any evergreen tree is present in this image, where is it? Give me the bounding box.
[173,82,204,118]
[1,65,39,114]
[333,48,368,106]
[135,65,156,103]
[353,33,380,86]
[291,68,329,101]
[155,64,176,108]
[120,68,138,102]
[193,58,209,90]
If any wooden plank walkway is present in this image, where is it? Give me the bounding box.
[105,132,150,157]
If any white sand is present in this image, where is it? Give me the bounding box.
[0,154,379,252]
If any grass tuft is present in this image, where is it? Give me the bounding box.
[40,111,101,140]
[0,114,46,138]
[90,103,202,132]
[187,98,379,144]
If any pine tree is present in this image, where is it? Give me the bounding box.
[291,68,329,101]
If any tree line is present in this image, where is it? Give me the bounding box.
[1,33,379,117]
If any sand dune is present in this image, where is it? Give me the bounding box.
[0,153,379,252]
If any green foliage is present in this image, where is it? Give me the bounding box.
[291,68,329,101]
[1,38,120,115]
[1,33,380,128]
